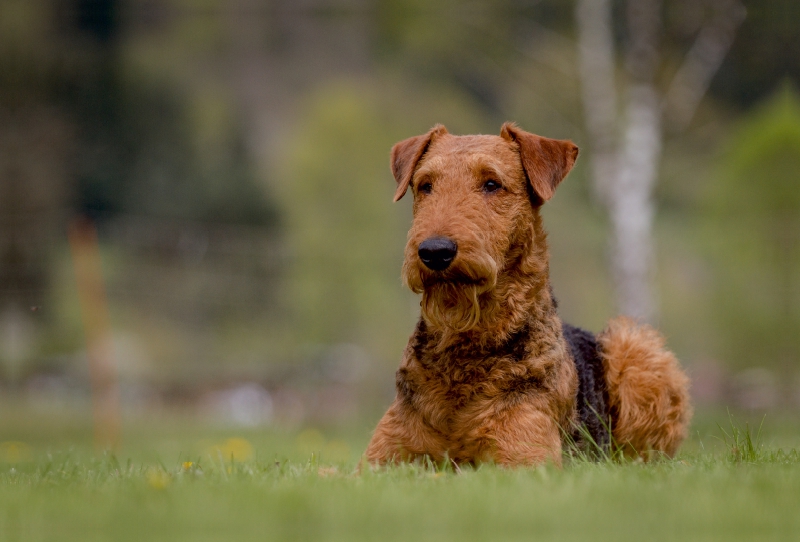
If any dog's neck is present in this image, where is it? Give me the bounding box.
[420,212,561,352]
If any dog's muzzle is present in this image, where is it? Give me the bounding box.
[418,237,457,271]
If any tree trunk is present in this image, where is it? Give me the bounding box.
[612,83,661,322]
[578,0,745,322]
[576,0,663,323]
[576,0,618,204]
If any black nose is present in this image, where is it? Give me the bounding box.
[418,237,457,271]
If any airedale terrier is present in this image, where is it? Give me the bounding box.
[365,123,691,466]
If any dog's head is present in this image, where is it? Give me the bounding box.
[391,123,578,333]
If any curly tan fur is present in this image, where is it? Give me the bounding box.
[365,123,691,467]
[598,317,692,459]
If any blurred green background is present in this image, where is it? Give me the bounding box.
[1,0,799,458]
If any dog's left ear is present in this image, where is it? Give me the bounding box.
[391,124,448,202]
[500,122,579,203]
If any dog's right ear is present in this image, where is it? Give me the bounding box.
[391,124,448,202]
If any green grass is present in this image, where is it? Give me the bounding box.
[2,409,800,541]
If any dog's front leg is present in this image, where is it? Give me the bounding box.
[365,400,448,465]
[466,402,564,467]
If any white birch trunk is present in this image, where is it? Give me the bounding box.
[576,0,744,322]
[576,0,618,204]
[611,0,663,322]
[576,0,663,323]
[612,84,662,322]
[664,0,747,130]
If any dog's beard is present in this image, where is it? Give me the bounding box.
[402,251,499,333]
[421,282,483,333]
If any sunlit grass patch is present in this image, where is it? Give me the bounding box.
[2,444,800,542]
[2,411,800,541]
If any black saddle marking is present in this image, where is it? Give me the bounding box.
[563,323,611,456]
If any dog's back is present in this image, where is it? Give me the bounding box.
[563,323,611,455]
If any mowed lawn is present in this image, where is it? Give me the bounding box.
[2,407,800,542]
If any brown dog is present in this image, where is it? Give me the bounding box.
[365,123,691,466]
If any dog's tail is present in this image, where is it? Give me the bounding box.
[597,316,692,459]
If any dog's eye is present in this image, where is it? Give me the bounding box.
[483,179,502,193]
[418,182,433,194]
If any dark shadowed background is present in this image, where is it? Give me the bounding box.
[1,0,799,455]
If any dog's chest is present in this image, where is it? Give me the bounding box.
[398,348,551,434]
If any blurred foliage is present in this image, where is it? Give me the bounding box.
[701,83,800,370]
[279,82,412,353]
[1,0,277,227]
[73,77,277,226]
[277,78,488,360]
[373,0,559,114]
[713,0,800,106]
[1,0,800,408]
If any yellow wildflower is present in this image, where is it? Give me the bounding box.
[208,438,254,462]
[146,468,171,490]
[0,441,32,463]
